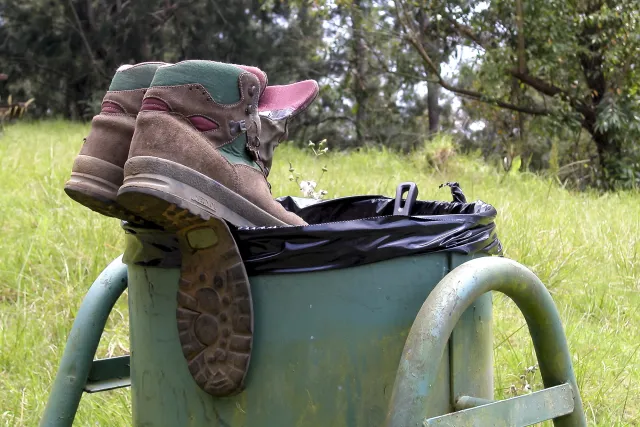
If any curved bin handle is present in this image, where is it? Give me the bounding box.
[385,257,586,427]
[40,256,128,427]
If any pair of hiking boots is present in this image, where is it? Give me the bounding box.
[64,61,319,397]
[65,60,316,227]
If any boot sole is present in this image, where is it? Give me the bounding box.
[175,220,254,397]
[119,187,255,397]
[116,156,277,397]
[64,155,156,226]
[118,156,287,228]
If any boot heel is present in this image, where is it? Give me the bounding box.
[64,155,139,222]
[65,156,158,226]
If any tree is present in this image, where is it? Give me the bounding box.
[0,0,326,119]
[393,0,640,188]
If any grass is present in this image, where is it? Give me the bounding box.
[1,120,638,426]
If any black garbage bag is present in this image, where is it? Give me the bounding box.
[232,182,502,275]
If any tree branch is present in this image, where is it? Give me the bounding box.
[440,11,589,115]
[442,12,566,99]
[65,0,108,80]
[400,2,600,118]
[509,70,564,98]
[390,0,548,115]
[510,69,592,118]
[443,16,488,49]
[405,33,549,115]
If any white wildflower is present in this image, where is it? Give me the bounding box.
[299,180,317,198]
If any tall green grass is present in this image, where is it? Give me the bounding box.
[0,121,638,426]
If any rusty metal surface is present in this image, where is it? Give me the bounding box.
[84,356,131,393]
[449,253,494,405]
[385,256,586,427]
[426,383,575,426]
[454,396,494,411]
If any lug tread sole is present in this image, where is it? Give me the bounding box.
[117,188,253,397]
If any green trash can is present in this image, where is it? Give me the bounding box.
[41,186,586,426]
[124,224,493,427]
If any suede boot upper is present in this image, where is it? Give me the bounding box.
[128,60,318,226]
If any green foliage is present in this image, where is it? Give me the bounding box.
[508,155,522,176]
[421,135,457,173]
[469,0,640,188]
[383,0,640,189]
[0,0,326,119]
[2,0,639,189]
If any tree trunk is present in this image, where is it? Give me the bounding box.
[584,120,622,175]
[416,9,441,135]
[351,0,369,147]
[577,14,616,183]
[427,80,440,134]
[141,32,152,61]
[514,0,526,143]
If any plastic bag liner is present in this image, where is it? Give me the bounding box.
[232,182,502,275]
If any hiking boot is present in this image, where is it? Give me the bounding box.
[64,62,168,223]
[115,60,318,397]
[117,60,318,228]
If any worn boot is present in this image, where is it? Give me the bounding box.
[64,62,168,223]
[115,60,318,397]
[117,60,318,228]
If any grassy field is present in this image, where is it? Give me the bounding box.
[0,120,638,426]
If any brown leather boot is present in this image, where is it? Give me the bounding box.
[115,60,318,398]
[64,62,168,223]
[117,60,318,228]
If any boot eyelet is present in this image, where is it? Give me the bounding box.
[248,85,256,97]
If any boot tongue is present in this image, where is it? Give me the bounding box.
[228,62,318,118]
[257,80,319,177]
[258,80,319,121]
[228,65,319,178]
